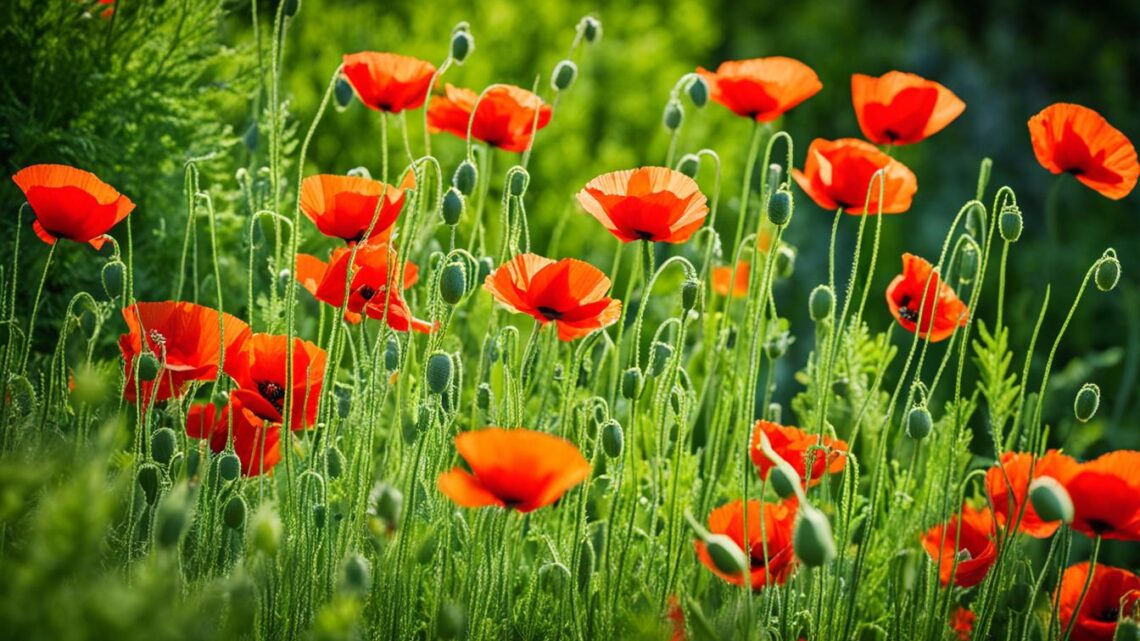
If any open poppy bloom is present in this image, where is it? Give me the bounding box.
[1057,562,1140,641]
[792,138,918,214]
[921,504,998,587]
[696,57,822,122]
[750,420,847,487]
[12,164,135,250]
[985,450,1079,538]
[712,262,751,298]
[1065,450,1140,540]
[483,253,621,341]
[576,167,709,244]
[300,174,411,243]
[1028,103,1138,200]
[341,52,436,113]
[886,253,968,343]
[950,607,976,641]
[119,302,250,404]
[851,71,965,145]
[427,84,552,153]
[226,333,326,430]
[694,499,797,589]
[186,396,282,477]
[437,428,590,512]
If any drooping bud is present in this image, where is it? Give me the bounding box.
[577,540,595,592]
[601,420,624,458]
[385,338,400,372]
[151,427,177,465]
[476,383,493,410]
[768,462,800,501]
[552,60,578,91]
[334,76,354,110]
[1095,250,1121,292]
[508,168,529,197]
[137,463,161,505]
[688,76,709,107]
[767,189,793,226]
[1028,476,1074,524]
[440,262,468,305]
[218,452,241,482]
[958,243,978,285]
[999,204,1023,243]
[581,16,601,43]
[649,341,673,377]
[283,0,300,17]
[764,334,790,360]
[1116,620,1140,641]
[442,187,465,226]
[452,160,478,196]
[676,153,700,178]
[342,553,372,595]
[326,446,345,479]
[450,30,474,64]
[681,278,701,311]
[793,504,837,567]
[809,285,834,322]
[705,534,748,576]
[1074,383,1100,423]
[223,494,248,530]
[775,245,796,279]
[621,367,644,400]
[906,406,933,440]
[427,352,454,395]
[663,100,683,131]
[101,260,125,299]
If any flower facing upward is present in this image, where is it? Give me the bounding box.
[12,164,135,250]
[792,138,918,214]
[985,450,1079,538]
[696,57,822,122]
[886,253,969,343]
[1064,450,1140,540]
[921,504,998,587]
[694,499,798,589]
[750,420,847,487]
[712,262,751,298]
[1028,103,1138,200]
[1057,562,1140,641]
[226,333,326,430]
[437,428,591,512]
[186,397,281,477]
[427,84,552,152]
[483,253,621,341]
[341,52,436,113]
[576,167,709,243]
[300,174,411,243]
[851,71,965,145]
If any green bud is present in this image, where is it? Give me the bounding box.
[427,352,454,395]
[508,168,529,197]
[453,161,478,196]
[1028,476,1073,524]
[283,0,299,17]
[242,121,259,152]
[809,285,834,322]
[151,427,177,465]
[999,204,1023,243]
[539,562,571,593]
[552,60,578,91]
[183,449,201,479]
[705,534,748,575]
[334,76,354,109]
[663,100,683,131]
[768,462,800,501]
[101,260,125,299]
[677,153,700,178]
[621,367,643,400]
[371,483,403,529]
[764,334,789,360]
[342,554,371,595]
[681,278,701,311]
[581,16,601,43]
[477,257,494,283]
[476,383,493,411]
[1006,582,1032,613]
[137,353,161,382]
[793,505,837,567]
[156,483,194,549]
[436,602,466,639]
[313,504,327,529]
[767,189,793,226]
[958,244,978,284]
[385,338,400,372]
[223,494,248,529]
[218,453,241,482]
[250,502,282,556]
[577,540,595,592]
[1115,620,1140,641]
[601,420,624,458]
[137,463,161,505]
[649,341,673,377]
[440,262,468,305]
[1095,251,1121,292]
[1074,383,1100,423]
[450,30,474,64]
[688,76,709,107]
[442,187,465,226]
[326,446,345,479]
[775,245,796,279]
[906,406,933,440]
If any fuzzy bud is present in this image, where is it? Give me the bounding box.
[151,427,177,465]
[794,504,837,567]
[476,383,493,411]
[101,260,125,299]
[477,257,494,283]
[372,483,403,529]
[677,154,700,178]
[621,367,644,400]
[137,353,161,382]
[958,244,978,284]
[242,121,259,152]
[809,285,834,322]
[768,462,800,501]
[450,30,474,64]
[334,76,354,109]
[440,262,468,305]
[507,168,530,198]
[767,189,793,226]
[906,406,933,440]
[326,446,345,479]
[137,463,161,505]
[775,245,796,279]
[552,60,578,91]
[218,452,241,482]
[453,161,478,196]
[999,204,1023,243]
[442,188,465,226]
[283,0,300,17]
[540,562,571,593]
[1028,476,1074,525]
[581,16,601,43]
[663,100,684,131]
[223,494,248,530]
[601,420,624,458]
[577,540,595,592]
[426,352,454,395]
[1095,251,1121,292]
[156,483,194,549]
[385,338,400,372]
[1115,621,1140,641]
[705,534,748,576]
[681,278,701,311]
[342,554,372,595]
[1074,383,1100,423]
[688,76,709,107]
[649,341,673,377]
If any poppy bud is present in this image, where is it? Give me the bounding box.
[283,0,299,17]
[385,338,400,372]
[764,335,789,360]
[1028,476,1073,524]
[326,446,345,479]
[183,449,201,479]
[809,285,834,322]
[906,406,933,440]
[767,402,782,424]
[649,341,673,377]
[663,100,684,131]
[601,420,624,458]
[218,452,241,482]
[441,187,466,224]
[242,121,259,152]
[313,504,327,529]
[138,463,161,505]
[681,278,701,311]
[156,483,194,549]
[768,462,800,500]
[453,161,478,196]
[1117,621,1140,641]
[767,189,793,226]
[212,390,229,407]
[958,244,978,284]
[831,377,850,397]
[775,245,796,279]
[342,554,371,595]
[1074,382,1100,423]
[552,60,578,91]
[476,383,493,410]
[705,534,749,576]
[677,154,700,178]
[477,257,494,283]
[621,367,643,400]
[577,540,595,592]
[137,353,161,381]
[334,76,354,110]
[427,352,453,395]
[347,166,372,179]
[440,262,468,305]
[688,76,709,107]
[1095,251,1121,292]
[450,30,474,64]
[999,204,1023,243]
[101,260,125,299]
[416,531,438,564]
[540,562,571,592]
[373,483,403,528]
[507,169,530,199]
[223,494,247,529]
[436,602,466,640]
[151,427,177,465]
[793,504,836,567]
[250,502,282,556]
[581,16,601,43]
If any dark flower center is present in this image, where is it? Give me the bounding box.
[258,381,286,410]
[635,229,656,241]
[1098,606,1119,623]
[537,306,563,321]
[1087,518,1114,535]
[897,295,919,322]
[358,286,376,301]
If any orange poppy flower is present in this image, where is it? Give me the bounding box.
[693,499,798,589]
[300,174,410,243]
[12,164,135,250]
[341,52,436,114]
[1028,103,1139,200]
[427,84,552,153]
[437,428,591,513]
[921,504,998,587]
[226,333,326,430]
[186,396,282,477]
[886,253,968,343]
[851,71,965,145]
[1065,450,1140,540]
[576,167,709,244]
[985,450,1079,538]
[949,607,976,641]
[792,138,918,214]
[1057,562,1140,641]
[695,57,822,122]
[750,420,847,487]
[119,302,250,404]
[483,253,621,341]
[712,262,751,298]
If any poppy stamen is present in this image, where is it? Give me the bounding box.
[536,306,563,321]
[258,381,287,410]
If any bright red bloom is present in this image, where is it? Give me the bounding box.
[949,607,976,641]
[1065,450,1140,540]
[1057,562,1140,641]
[985,450,1079,538]
[851,71,965,145]
[186,396,282,477]
[712,262,751,298]
[483,253,621,341]
[341,52,436,113]
[576,167,709,244]
[300,174,410,243]
[1029,103,1138,200]
[227,333,326,430]
[694,499,798,589]
[792,138,918,214]
[12,164,135,249]
[886,253,969,343]
[696,57,822,122]
[921,504,998,587]
[437,428,590,513]
[427,84,552,152]
[750,420,847,487]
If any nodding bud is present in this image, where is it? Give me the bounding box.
[476,383,493,410]
[1028,476,1074,524]
[552,60,578,91]
[436,602,466,640]
[775,245,796,279]
[663,100,684,131]
[539,562,571,593]
[958,244,978,284]
[450,30,474,64]
[283,0,300,17]
[334,76,354,110]
[1095,250,1121,292]
[218,452,241,482]
[677,153,700,178]
[156,483,194,549]
[477,257,494,283]
[581,16,601,43]
[326,446,345,479]
[999,204,1023,243]
[137,353,161,381]
[371,483,403,528]
[347,166,372,179]
[508,168,529,197]
[151,427,177,465]
[681,278,701,311]
[440,262,468,305]
[426,352,454,395]
[767,189,793,226]
[705,534,749,576]
[342,554,372,595]
[441,187,465,225]
[101,260,124,298]
[809,285,834,322]
[577,540,595,592]
[453,160,478,196]
[649,341,673,377]
[764,335,790,360]
[793,504,837,567]
[906,406,933,440]
[1074,382,1100,423]
[621,367,644,400]
[768,462,800,500]
[250,503,283,556]
[385,338,400,372]
[223,495,248,529]
[137,463,161,505]
[688,76,709,107]
[601,419,624,458]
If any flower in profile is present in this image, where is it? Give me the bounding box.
[437,428,591,512]
[949,607,976,641]
[300,173,412,243]
[1028,103,1138,200]
[921,504,998,587]
[886,253,968,343]
[1064,450,1140,540]
[851,71,965,145]
[712,262,751,298]
[341,52,436,113]
[12,164,135,250]
[792,138,918,214]
[576,167,709,243]
[985,450,1079,538]
[750,420,847,487]
[227,333,326,430]
[696,57,822,122]
[694,499,798,589]
[1057,562,1140,641]
[427,84,552,152]
[186,397,282,477]
[483,253,621,341]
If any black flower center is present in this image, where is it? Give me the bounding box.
[635,229,655,241]
[537,306,563,321]
[897,295,919,322]
[358,286,376,301]
[258,381,286,410]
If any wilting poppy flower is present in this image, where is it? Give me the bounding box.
[427,84,552,152]
[1057,562,1140,641]
[12,164,135,250]
[985,450,1079,538]
[750,420,847,487]
[792,138,918,214]
[437,427,591,512]
[483,253,621,341]
[694,499,798,589]
[949,607,976,641]
[227,333,326,430]
[921,504,998,587]
[300,174,411,243]
[576,167,709,244]
[1065,450,1140,540]
[886,253,968,343]
[712,262,751,298]
[341,52,436,114]
[696,57,822,122]
[1028,103,1138,200]
[186,397,282,477]
[851,71,965,146]
[119,302,250,404]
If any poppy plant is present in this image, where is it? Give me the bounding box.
[576,167,709,243]
[950,607,976,641]
[300,174,410,243]
[483,253,621,341]
[885,253,968,343]
[712,262,751,298]
[1057,562,1140,641]
[851,71,965,145]
[985,450,1079,538]
[12,164,135,250]
[693,499,798,589]
[226,333,327,430]
[1064,450,1140,540]
[427,84,552,153]
[750,420,847,487]
[1028,103,1139,200]
[920,504,998,587]
[696,57,822,122]
[341,52,437,113]
[436,428,591,512]
[792,138,918,214]
[186,397,282,477]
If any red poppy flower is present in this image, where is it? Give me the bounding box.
[950,607,976,641]
[437,428,591,513]
[1028,103,1138,200]
[576,167,709,243]
[886,253,968,343]
[1065,450,1140,540]
[12,164,135,250]
[483,253,621,341]
[1057,562,1140,641]
[750,420,847,487]
[712,262,751,298]
[696,57,822,122]
[97,0,114,19]
[341,52,436,114]
[921,504,998,587]
[119,302,250,404]
[226,333,326,430]
[666,595,687,641]
[186,396,282,477]
[792,138,918,214]
[693,499,798,589]
[427,84,552,153]
[985,450,1079,538]
[851,71,965,145]
[300,174,410,243]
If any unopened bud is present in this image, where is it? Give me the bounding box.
[906,406,933,440]
[440,262,468,305]
[621,367,643,400]
[809,285,834,322]
[335,76,354,109]
[552,60,578,91]
[450,30,474,64]
[794,504,837,567]
[768,462,800,500]
[581,16,601,43]
[223,494,248,529]
[958,244,978,284]
[663,100,684,131]
[705,534,748,575]
[1028,476,1073,524]
[681,278,701,311]
[156,483,194,549]
[999,204,1023,243]
[326,446,345,479]
[385,338,400,372]
[442,187,465,226]
[1074,383,1100,422]
[427,352,454,395]
[775,245,796,279]
[137,353,161,382]
[476,383,493,410]
[151,427,177,465]
[677,154,700,178]
[218,452,241,482]
[507,168,529,198]
[342,554,372,595]
[601,420,624,458]
[649,341,673,377]
[1095,250,1121,292]
[453,160,478,196]
[767,189,793,226]
[101,260,125,299]
[688,76,709,107]
[371,483,403,528]
[138,463,161,505]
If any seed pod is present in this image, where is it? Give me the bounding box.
[101,260,125,298]
[601,420,624,458]
[577,540,595,592]
[250,502,283,556]
[681,278,701,311]
[223,494,248,530]
[326,446,345,479]
[1095,252,1121,292]
[677,154,700,178]
[999,204,1023,243]
[768,462,800,501]
[906,406,933,440]
[621,367,644,400]
[705,534,748,575]
[436,602,466,639]
[151,427,177,465]
[440,262,468,305]
[476,383,493,410]
[450,30,474,64]
[334,76,354,109]
[427,352,454,395]
[218,453,241,482]
[768,189,793,226]
[775,245,796,279]
[453,160,478,196]
[442,188,465,226]
[688,76,709,107]
[552,60,578,91]
[793,504,837,567]
[385,338,400,372]
[138,463,161,505]
[649,341,673,377]
[137,353,161,382]
[1029,476,1073,524]
[1074,383,1100,423]
[581,16,601,43]
[156,483,194,549]
[663,100,684,131]
[539,562,571,592]
[809,285,834,322]
[342,554,371,595]
[508,168,529,197]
